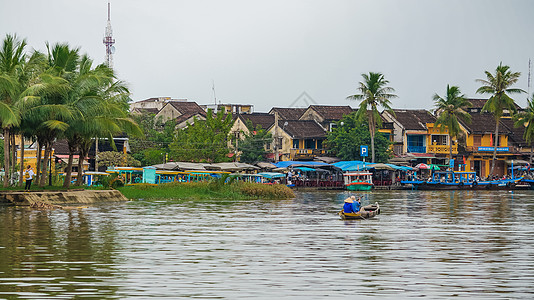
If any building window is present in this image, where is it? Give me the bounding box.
[407,135,425,153]
[305,139,315,149]
[293,139,299,149]
[431,135,447,145]
[473,135,481,147]
[317,139,323,149]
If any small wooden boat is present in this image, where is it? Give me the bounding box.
[339,202,380,220]
[343,172,373,191]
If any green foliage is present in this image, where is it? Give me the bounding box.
[347,72,397,162]
[515,93,534,145]
[117,181,295,200]
[325,112,391,162]
[433,85,472,158]
[129,113,175,166]
[98,151,141,167]
[168,109,233,162]
[238,122,273,163]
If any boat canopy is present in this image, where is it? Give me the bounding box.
[257,172,286,179]
[332,161,373,171]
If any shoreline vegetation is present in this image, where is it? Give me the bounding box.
[117,182,295,201]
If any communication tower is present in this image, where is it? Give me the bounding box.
[103,1,115,67]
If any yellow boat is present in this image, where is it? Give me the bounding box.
[339,202,380,220]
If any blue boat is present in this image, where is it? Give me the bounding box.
[401,171,522,190]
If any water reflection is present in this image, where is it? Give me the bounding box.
[0,190,533,298]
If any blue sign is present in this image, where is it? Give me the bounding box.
[360,145,368,157]
[478,147,509,152]
[449,159,455,169]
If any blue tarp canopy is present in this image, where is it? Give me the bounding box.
[257,172,286,179]
[386,164,413,171]
[332,161,373,171]
[294,167,316,172]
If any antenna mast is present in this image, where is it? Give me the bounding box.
[103,1,115,68]
[212,80,217,105]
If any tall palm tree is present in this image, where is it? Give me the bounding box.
[514,93,534,163]
[0,34,26,187]
[433,85,472,163]
[61,55,141,187]
[476,63,525,176]
[347,72,397,162]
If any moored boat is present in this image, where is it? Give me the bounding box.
[401,170,523,190]
[339,202,380,220]
[343,172,373,191]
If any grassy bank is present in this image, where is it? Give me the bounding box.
[117,181,295,200]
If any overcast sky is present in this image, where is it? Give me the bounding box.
[1,0,533,112]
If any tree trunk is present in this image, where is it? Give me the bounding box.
[18,134,24,187]
[530,143,533,164]
[62,143,76,188]
[489,120,500,177]
[75,147,86,186]
[11,132,16,185]
[35,140,42,184]
[94,138,99,172]
[39,143,50,187]
[449,134,453,168]
[3,128,10,188]
[368,111,376,163]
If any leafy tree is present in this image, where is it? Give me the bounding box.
[325,112,391,162]
[169,109,233,162]
[476,62,525,176]
[433,85,472,161]
[97,151,140,168]
[514,93,534,162]
[130,113,176,166]
[347,72,397,163]
[238,121,273,163]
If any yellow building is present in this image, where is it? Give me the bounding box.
[459,113,515,178]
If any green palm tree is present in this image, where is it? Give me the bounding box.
[476,62,525,176]
[433,85,472,164]
[0,34,27,187]
[61,56,141,187]
[347,72,397,162]
[514,93,534,163]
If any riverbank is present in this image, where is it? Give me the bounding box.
[118,182,295,200]
[0,189,128,207]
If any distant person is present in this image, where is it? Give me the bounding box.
[24,165,35,191]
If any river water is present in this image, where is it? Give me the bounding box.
[1,190,534,299]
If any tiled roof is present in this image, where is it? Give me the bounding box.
[131,107,159,114]
[280,120,326,139]
[169,101,206,115]
[500,118,526,145]
[459,112,513,135]
[466,98,522,110]
[238,113,275,130]
[391,109,436,130]
[269,107,306,120]
[307,105,353,120]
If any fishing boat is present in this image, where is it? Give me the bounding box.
[339,202,380,220]
[343,172,373,191]
[401,170,523,190]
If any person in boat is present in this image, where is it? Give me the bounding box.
[343,196,363,213]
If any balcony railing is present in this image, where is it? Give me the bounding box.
[407,146,426,153]
[427,144,457,154]
[289,148,327,160]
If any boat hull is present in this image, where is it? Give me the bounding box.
[401,179,522,190]
[339,203,380,220]
[346,183,372,191]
